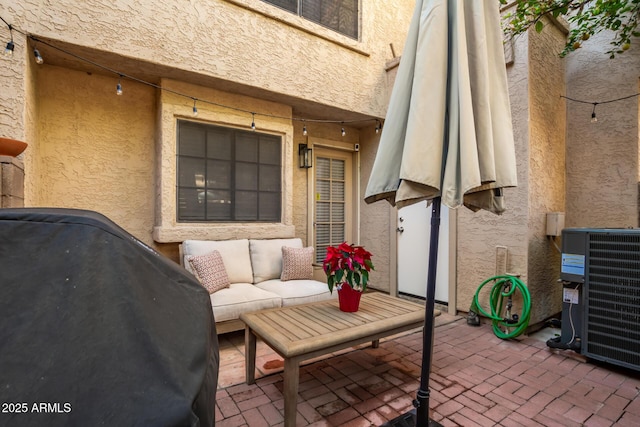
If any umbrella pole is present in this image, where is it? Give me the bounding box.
[415,196,441,427]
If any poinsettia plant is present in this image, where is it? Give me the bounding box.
[322,242,374,293]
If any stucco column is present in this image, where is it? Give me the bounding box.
[0,32,28,141]
[0,156,24,207]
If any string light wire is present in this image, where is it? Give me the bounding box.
[1,15,383,134]
[561,93,640,122]
[1,16,14,56]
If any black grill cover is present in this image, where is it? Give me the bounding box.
[0,208,218,427]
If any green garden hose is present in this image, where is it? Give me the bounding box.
[472,275,531,339]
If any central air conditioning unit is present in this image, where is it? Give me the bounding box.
[548,228,640,372]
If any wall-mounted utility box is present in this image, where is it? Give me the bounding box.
[546,212,565,237]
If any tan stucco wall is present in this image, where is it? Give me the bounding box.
[1,0,414,270]
[456,31,530,315]
[360,126,393,293]
[33,66,157,246]
[565,30,640,228]
[457,22,569,327]
[526,20,567,324]
[0,28,26,142]
[457,17,568,327]
[3,0,413,120]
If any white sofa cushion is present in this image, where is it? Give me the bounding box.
[210,283,281,323]
[182,239,253,284]
[256,279,337,307]
[249,238,303,283]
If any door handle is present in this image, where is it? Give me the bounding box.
[397,227,404,233]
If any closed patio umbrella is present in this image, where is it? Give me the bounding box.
[365,0,517,426]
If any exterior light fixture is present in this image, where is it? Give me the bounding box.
[298,143,312,168]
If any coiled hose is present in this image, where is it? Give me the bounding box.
[471,275,531,339]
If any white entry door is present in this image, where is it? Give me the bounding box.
[397,200,449,303]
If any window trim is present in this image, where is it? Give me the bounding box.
[153,79,296,243]
[176,121,283,223]
[260,0,359,40]
[224,0,369,57]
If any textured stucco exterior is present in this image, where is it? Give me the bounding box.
[0,0,414,273]
[526,20,567,325]
[360,125,393,293]
[456,17,567,326]
[456,31,530,317]
[565,31,640,228]
[33,66,157,245]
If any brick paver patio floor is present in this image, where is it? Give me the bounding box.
[215,315,640,426]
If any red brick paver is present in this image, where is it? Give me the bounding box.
[215,316,640,426]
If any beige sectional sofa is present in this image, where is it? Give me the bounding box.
[180,238,336,334]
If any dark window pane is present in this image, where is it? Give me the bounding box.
[206,160,231,189]
[206,190,232,220]
[236,163,258,190]
[301,0,358,39]
[178,157,205,188]
[260,136,281,165]
[261,0,297,13]
[207,129,232,160]
[178,188,205,220]
[179,124,206,157]
[236,133,258,162]
[259,193,280,221]
[236,191,258,220]
[259,165,280,191]
[177,120,281,222]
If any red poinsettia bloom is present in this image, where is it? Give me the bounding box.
[322,242,374,294]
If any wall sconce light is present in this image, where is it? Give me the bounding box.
[298,143,312,168]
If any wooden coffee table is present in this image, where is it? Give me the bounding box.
[240,292,425,427]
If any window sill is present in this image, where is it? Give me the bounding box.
[153,223,296,243]
[224,0,370,57]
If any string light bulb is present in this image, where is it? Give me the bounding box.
[251,113,256,131]
[0,20,385,132]
[3,24,13,56]
[375,119,382,134]
[591,103,598,123]
[4,40,13,56]
[302,122,307,136]
[33,47,43,64]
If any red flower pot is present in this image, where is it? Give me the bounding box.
[0,137,28,157]
[337,284,362,312]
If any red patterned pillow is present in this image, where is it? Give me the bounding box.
[186,250,230,294]
[280,246,314,281]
